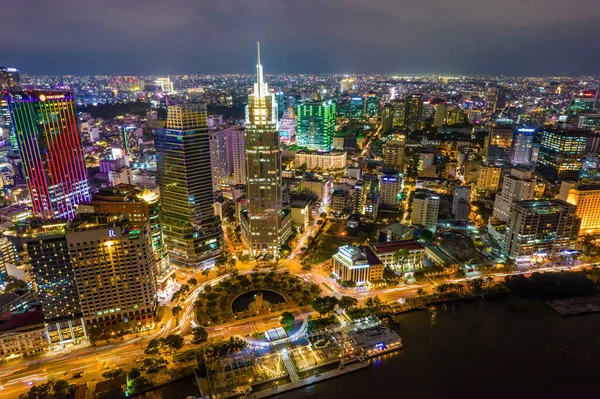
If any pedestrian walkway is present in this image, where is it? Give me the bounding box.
[281,352,299,383]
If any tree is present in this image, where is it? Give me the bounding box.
[128,368,141,380]
[130,376,153,394]
[187,277,198,286]
[393,249,411,273]
[172,305,182,323]
[163,334,185,352]
[279,311,294,328]
[191,327,208,345]
[5,279,27,292]
[145,338,161,355]
[338,296,358,311]
[102,368,123,380]
[420,230,434,243]
[580,234,596,256]
[340,280,357,289]
[416,288,425,296]
[311,296,338,318]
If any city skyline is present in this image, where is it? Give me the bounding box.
[2,1,600,76]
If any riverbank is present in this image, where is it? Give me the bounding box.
[274,298,600,399]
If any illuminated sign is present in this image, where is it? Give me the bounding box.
[108,229,116,237]
[518,128,536,132]
[39,94,66,101]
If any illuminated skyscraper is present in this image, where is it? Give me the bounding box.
[0,67,21,157]
[296,99,336,151]
[537,128,588,180]
[350,96,364,121]
[405,94,423,130]
[154,104,222,268]
[240,43,292,256]
[510,127,536,165]
[364,92,379,117]
[5,90,91,219]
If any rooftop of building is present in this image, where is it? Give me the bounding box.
[377,223,414,238]
[0,290,25,308]
[92,184,157,203]
[0,306,44,332]
[513,199,574,211]
[370,240,423,254]
[295,149,346,156]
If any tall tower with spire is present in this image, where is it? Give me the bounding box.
[240,43,292,256]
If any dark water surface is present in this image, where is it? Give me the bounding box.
[277,299,600,399]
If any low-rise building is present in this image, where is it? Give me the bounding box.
[424,244,459,270]
[0,307,49,360]
[332,245,383,286]
[290,200,310,230]
[369,240,424,272]
[295,150,347,170]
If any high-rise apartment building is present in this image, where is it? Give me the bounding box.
[209,126,235,191]
[510,127,536,165]
[492,168,535,222]
[452,186,471,220]
[66,214,157,326]
[434,103,447,127]
[483,125,513,165]
[154,104,222,268]
[477,164,501,194]
[485,87,500,115]
[5,91,91,219]
[8,219,87,347]
[559,181,600,236]
[86,184,170,283]
[231,128,246,185]
[537,128,588,180]
[296,99,336,151]
[382,134,406,171]
[379,174,401,209]
[504,200,580,261]
[240,43,292,256]
[411,190,440,233]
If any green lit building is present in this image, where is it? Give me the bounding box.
[569,90,597,118]
[296,99,336,151]
[154,104,222,268]
[536,128,588,180]
[364,93,379,117]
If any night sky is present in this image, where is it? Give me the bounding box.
[2,0,600,76]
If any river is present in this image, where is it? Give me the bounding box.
[276,298,600,398]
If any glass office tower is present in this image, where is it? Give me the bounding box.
[154,104,222,268]
[240,43,292,256]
